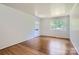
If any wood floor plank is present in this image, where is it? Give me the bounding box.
[0,36,78,55]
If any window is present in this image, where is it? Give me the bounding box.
[50,19,65,30]
[50,16,69,31]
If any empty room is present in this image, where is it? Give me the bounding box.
[0,3,79,55]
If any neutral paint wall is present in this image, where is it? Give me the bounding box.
[0,4,40,49]
[40,16,69,38]
[70,4,79,54]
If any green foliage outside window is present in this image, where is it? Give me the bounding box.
[50,19,64,30]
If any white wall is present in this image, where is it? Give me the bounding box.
[0,4,40,49]
[40,16,69,38]
[70,4,79,54]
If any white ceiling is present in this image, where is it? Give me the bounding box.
[3,3,74,18]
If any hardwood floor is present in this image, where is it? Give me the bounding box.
[0,36,78,55]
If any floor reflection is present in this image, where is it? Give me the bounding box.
[21,36,78,55]
[48,41,66,55]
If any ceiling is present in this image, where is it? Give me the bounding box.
[3,3,74,18]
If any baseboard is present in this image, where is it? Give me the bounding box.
[39,35,69,40]
[70,38,79,55]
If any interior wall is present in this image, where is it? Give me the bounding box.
[40,16,69,38]
[0,4,40,49]
[70,4,79,54]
